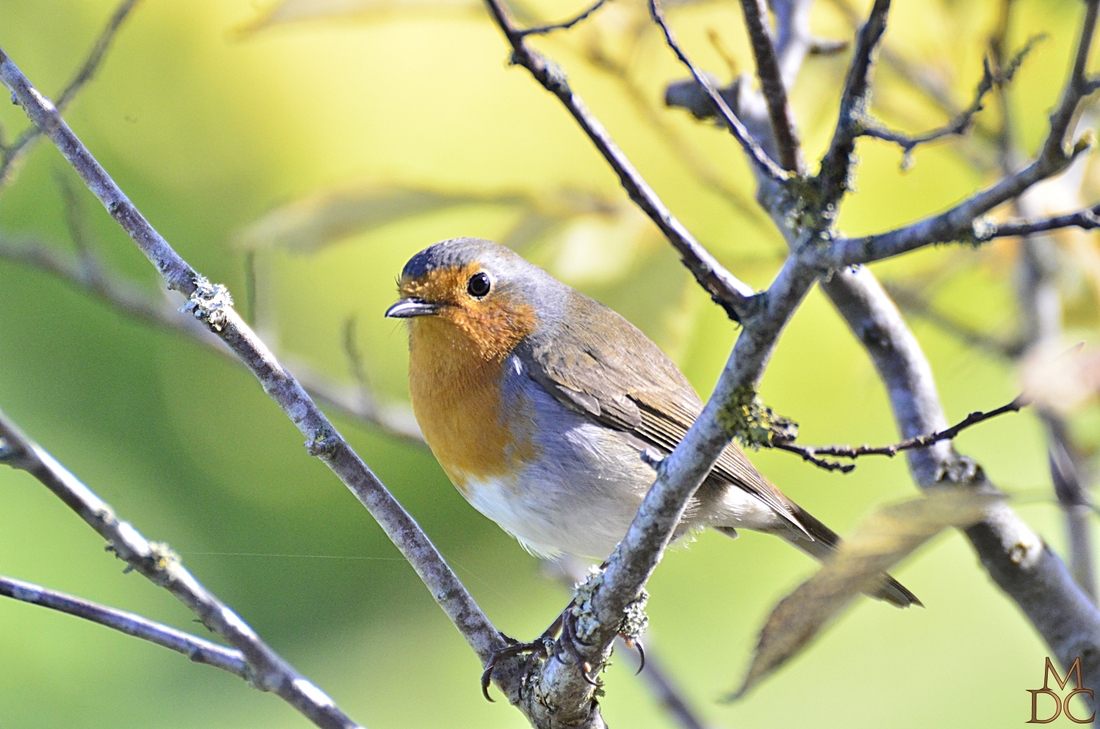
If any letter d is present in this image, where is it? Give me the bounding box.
[1028,688,1061,724]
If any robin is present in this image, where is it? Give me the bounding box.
[386,237,918,608]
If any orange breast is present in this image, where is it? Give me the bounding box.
[407,316,538,494]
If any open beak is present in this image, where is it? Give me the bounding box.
[385,297,440,318]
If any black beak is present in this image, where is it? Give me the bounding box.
[385,298,440,318]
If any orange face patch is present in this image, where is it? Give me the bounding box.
[399,263,538,362]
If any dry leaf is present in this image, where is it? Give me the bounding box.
[233,186,529,253]
[1020,342,1100,415]
[235,184,623,255]
[732,490,1000,700]
[548,207,650,285]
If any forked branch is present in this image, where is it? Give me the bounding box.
[775,395,1027,472]
[0,410,361,729]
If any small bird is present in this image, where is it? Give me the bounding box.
[386,237,918,607]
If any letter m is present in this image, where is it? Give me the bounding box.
[1044,657,1085,692]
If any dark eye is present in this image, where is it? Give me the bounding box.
[467,272,491,298]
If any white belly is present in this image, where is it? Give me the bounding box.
[459,421,655,560]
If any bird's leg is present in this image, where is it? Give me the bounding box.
[480,565,651,699]
[481,607,568,701]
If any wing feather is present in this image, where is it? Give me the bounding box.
[518,295,805,534]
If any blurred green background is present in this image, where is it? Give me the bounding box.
[0,0,1092,727]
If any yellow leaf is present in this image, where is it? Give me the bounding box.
[732,490,1000,700]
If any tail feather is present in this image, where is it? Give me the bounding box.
[776,504,922,609]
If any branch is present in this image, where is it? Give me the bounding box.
[542,558,714,729]
[0,43,518,699]
[0,411,360,729]
[0,574,248,677]
[990,0,1098,603]
[821,268,1100,702]
[772,0,816,86]
[815,1,1100,267]
[986,204,1100,239]
[711,0,1100,693]
[814,144,1092,267]
[774,395,1027,472]
[648,0,792,184]
[480,0,757,323]
[515,0,609,38]
[737,0,805,172]
[1046,0,1100,161]
[0,0,139,191]
[861,37,1042,167]
[823,0,999,149]
[1047,417,1098,601]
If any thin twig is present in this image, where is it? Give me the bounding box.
[0,43,518,700]
[737,0,804,173]
[986,205,1100,239]
[824,0,962,119]
[516,0,609,37]
[648,0,791,185]
[0,0,140,191]
[0,574,248,677]
[0,411,362,729]
[816,0,891,213]
[343,315,373,413]
[583,46,766,223]
[774,395,1027,471]
[862,37,1043,167]
[481,0,757,322]
[54,167,103,285]
[809,38,850,56]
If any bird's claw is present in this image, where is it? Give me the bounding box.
[622,635,645,674]
[480,594,626,698]
[480,608,566,702]
[559,604,602,685]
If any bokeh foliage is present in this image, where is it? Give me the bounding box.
[0,0,1093,727]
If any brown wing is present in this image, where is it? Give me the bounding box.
[519,294,806,534]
